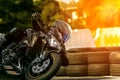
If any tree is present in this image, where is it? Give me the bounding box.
[34,0,65,26]
[41,2,65,26]
[0,0,35,33]
[0,0,64,33]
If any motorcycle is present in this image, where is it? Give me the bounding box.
[0,12,71,80]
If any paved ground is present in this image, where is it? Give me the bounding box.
[51,76,120,80]
[0,75,120,80]
[1,72,120,80]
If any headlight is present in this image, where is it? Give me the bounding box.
[49,36,61,49]
[50,38,58,47]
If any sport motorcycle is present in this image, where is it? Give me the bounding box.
[0,12,71,80]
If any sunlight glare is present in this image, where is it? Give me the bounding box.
[72,11,78,20]
[57,0,79,3]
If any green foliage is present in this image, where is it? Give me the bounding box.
[0,0,35,33]
[0,0,65,33]
[41,2,65,26]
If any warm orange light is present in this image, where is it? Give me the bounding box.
[95,27,120,47]
[83,12,87,18]
[94,28,101,40]
[73,29,79,32]
[56,0,79,3]
[72,11,78,20]
[76,0,120,29]
[74,0,79,3]
[97,0,120,22]
[67,18,71,23]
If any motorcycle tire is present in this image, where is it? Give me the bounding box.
[25,52,61,80]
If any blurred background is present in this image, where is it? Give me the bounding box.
[1,0,120,47]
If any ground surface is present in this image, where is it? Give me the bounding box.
[52,76,120,80]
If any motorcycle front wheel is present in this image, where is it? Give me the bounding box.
[25,52,61,80]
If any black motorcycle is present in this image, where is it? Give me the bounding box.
[0,12,71,80]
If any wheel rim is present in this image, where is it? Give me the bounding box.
[25,53,62,80]
[31,58,50,74]
[29,55,53,77]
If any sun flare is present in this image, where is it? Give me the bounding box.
[57,0,79,3]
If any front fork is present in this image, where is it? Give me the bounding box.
[26,31,48,62]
